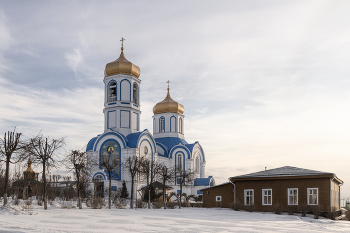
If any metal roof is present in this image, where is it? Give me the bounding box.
[230,166,335,180]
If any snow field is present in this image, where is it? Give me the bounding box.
[0,202,349,232]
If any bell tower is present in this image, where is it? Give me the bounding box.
[103,38,141,137]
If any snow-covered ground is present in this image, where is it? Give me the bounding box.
[0,202,349,232]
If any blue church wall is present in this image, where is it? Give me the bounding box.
[86,136,98,152]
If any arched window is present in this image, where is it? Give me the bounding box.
[133,83,139,105]
[100,140,121,178]
[93,174,104,182]
[179,118,183,134]
[109,81,117,102]
[160,117,165,133]
[195,157,200,174]
[177,153,182,172]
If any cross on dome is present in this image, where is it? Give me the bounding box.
[120,37,125,49]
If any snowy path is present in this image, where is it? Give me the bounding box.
[0,207,349,232]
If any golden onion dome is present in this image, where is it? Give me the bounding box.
[24,159,34,174]
[104,47,140,78]
[153,88,184,114]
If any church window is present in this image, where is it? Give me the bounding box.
[177,154,182,171]
[179,118,183,134]
[195,157,200,174]
[262,189,272,205]
[307,188,318,205]
[108,81,117,102]
[244,189,254,205]
[288,188,298,205]
[160,117,165,133]
[133,83,139,105]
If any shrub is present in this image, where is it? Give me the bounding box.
[246,204,255,212]
[152,202,163,209]
[181,201,190,207]
[287,205,297,215]
[346,210,350,221]
[136,199,147,208]
[299,203,309,217]
[37,197,43,206]
[12,198,19,205]
[312,205,324,219]
[114,197,127,209]
[165,202,177,209]
[23,199,33,210]
[272,203,283,215]
[61,201,74,209]
[86,197,106,209]
[230,202,242,211]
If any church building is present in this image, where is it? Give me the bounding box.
[86,42,214,198]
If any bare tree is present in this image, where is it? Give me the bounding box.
[25,135,65,210]
[155,165,175,209]
[100,146,120,209]
[123,155,144,209]
[140,159,153,209]
[176,168,195,209]
[64,150,87,209]
[0,129,25,205]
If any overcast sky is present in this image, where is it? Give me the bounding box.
[0,0,350,197]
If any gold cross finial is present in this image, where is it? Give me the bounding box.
[120,37,125,48]
[166,80,170,92]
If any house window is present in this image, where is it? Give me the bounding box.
[177,154,182,171]
[160,117,165,133]
[262,189,272,205]
[288,188,298,205]
[308,188,318,205]
[108,81,117,102]
[244,189,254,205]
[216,196,221,202]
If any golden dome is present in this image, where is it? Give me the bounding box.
[104,47,140,78]
[153,88,184,114]
[24,159,34,174]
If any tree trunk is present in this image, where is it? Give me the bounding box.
[77,175,81,209]
[163,178,166,209]
[43,161,47,210]
[3,158,10,206]
[108,176,111,209]
[179,181,182,209]
[147,175,150,209]
[130,177,134,209]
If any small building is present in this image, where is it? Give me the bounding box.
[12,159,42,199]
[139,181,174,202]
[201,182,234,208]
[229,166,343,212]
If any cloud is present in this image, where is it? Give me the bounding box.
[1,1,350,196]
[65,48,83,74]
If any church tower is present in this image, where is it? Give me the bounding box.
[103,40,141,137]
[152,83,185,139]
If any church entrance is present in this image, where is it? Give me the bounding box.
[94,182,104,198]
[93,174,105,198]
